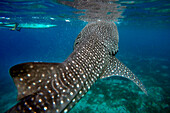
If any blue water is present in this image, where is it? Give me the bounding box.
[0,0,170,112]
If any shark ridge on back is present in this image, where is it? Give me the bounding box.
[7,21,147,113]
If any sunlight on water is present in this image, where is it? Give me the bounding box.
[0,0,169,27]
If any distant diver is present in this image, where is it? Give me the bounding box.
[10,23,21,31]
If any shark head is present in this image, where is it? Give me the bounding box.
[74,21,119,55]
[7,21,147,113]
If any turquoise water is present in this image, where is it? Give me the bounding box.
[0,0,170,112]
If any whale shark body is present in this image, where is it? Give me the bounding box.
[7,21,147,113]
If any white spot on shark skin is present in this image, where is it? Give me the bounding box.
[42,74,45,77]
[79,91,82,94]
[83,75,86,78]
[27,74,31,77]
[54,74,57,77]
[44,86,48,89]
[24,102,27,105]
[60,100,64,104]
[56,109,59,112]
[64,109,68,113]
[48,90,51,93]
[50,66,54,70]
[31,97,34,101]
[44,107,47,111]
[38,86,41,90]
[70,92,73,95]
[53,102,56,105]
[77,84,80,88]
[73,78,75,81]
[29,107,32,110]
[72,99,75,102]
[20,78,23,81]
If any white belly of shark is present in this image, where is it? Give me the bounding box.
[6,21,147,113]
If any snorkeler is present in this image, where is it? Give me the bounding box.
[10,23,21,31]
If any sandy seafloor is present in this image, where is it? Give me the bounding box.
[0,24,169,113]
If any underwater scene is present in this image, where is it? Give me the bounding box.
[0,0,169,113]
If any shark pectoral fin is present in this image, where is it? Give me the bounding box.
[101,56,147,95]
[10,62,60,100]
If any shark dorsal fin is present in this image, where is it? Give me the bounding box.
[100,56,147,95]
[10,62,61,100]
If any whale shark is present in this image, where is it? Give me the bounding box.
[7,21,147,113]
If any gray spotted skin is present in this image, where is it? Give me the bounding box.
[7,21,147,113]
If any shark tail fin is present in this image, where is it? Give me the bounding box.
[101,56,147,95]
[10,62,61,100]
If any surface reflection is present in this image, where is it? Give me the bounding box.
[55,0,125,22]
